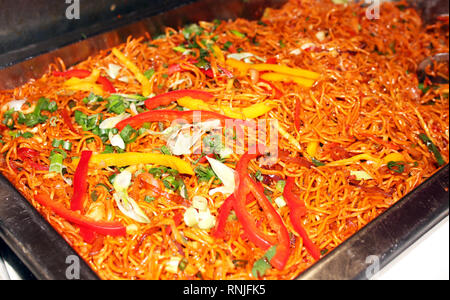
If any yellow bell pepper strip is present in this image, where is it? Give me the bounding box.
[111,48,152,97]
[145,90,215,110]
[220,101,277,119]
[225,58,250,76]
[177,96,212,111]
[64,82,105,95]
[63,69,105,96]
[306,141,320,158]
[176,96,277,119]
[226,58,320,81]
[66,68,100,83]
[55,69,116,93]
[226,57,319,87]
[73,152,194,175]
[211,44,225,64]
[251,63,320,80]
[260,72,315,88]
[382,152,405,164]
[326,153,383,167]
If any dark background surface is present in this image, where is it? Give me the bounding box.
[0,0,195,55]
[0,0,448,57]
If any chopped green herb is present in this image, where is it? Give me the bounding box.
[48,148,67,174]
[106,95,128,114]
[387,161,406,173]
[172,46,187,53]
[251,245,277,278]
[254,170,264,182]
[16,97,58,128]
[311,157,325,166]
[102,145,115,154]
[120,124,138,144]
[257,21,268,27]
[223,41,233,51]
[2,109,16,129]
[418,133,445,166]
[182,23,204,40]
[320,249,329,255]
[275,180,286,192]
[82,93,103,105]
[74,111,102,132]
[108,174,117,185]
[62,140,72,151]
[178,257,188,271]
[21,132,34,139]
[144,195,155,203]
[418,83,439,95]
[144,68,155,79]
[230,30,246,38]
[159,145,172,155]
[194,165,220,183]
[91,191,99,202]
[8,131,21,139]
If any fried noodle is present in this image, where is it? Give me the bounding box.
[0,0,448,279]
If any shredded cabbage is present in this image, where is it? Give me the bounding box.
[113,170,151,223]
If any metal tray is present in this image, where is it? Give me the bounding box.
[0,0,448,280]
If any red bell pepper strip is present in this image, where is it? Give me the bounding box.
[167,64,185,75]
[245,174,290,270]
[187,58,215,78]
[115,109,233,131]
[17,147,49,171]
[283,176,321,260]
[79,227,97,244]
[70,150,92,212]
[69,150,96,243]
[294,99,301,131]
[53,69,116,93]
[265,57,278,64]
[212,194,235,238]
[53,69,91,78]
[234,152,291,270]
[234,175,276,249]
[144,89,215,110]
[30,162,49,171]
[34,193,126,237]
[61,108,78,133]
[17,147,39,160]
[213,192,260,238]
[96,76,117,93]
[201,68,215,78]
[167,58,200,76]
[283,177,306,218]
